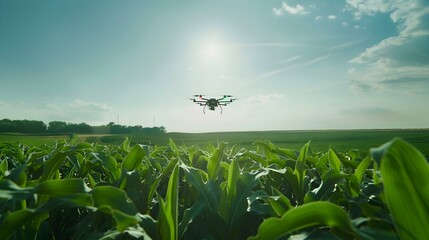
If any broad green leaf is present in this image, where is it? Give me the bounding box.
[328,148,342,172]
[249,201,357,240]
[122,145,146,171]
[355,156,372,184]
[306,169,346,202]
[0,179,33,200]
[236,151,267,168]
[0,159,7,175]
[180,162,218,213]
[207,142,224,181]
[371,138,429,240]
[294,141,310,187]
[39,151,68,182]
[158,163,179,240]
[0,209,36,238]
[268,187,292,216]
[35,178,90,196]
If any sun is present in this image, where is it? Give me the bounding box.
[200,41,222,62]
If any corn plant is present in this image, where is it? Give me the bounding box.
[0,137,427,239]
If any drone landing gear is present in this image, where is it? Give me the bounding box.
[203,105,206,114]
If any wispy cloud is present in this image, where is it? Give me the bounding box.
[229,42,299,48]
[315,16,322,21]
[346,0,429,93]
[69,99,112,113]
[273,2,309,16]
[277,55,302,64]
[0,100,7,108]
[338,106,398,117]
[241,54,330,85]
[330,38,365,50]
[244,93,285,105]
[339,106,397,116]
[328,15,337,20]
[34,102,62,112]
[302,55,330,66]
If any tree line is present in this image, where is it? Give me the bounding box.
[0,119,166,135]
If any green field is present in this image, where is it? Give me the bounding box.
[1,129,429,157]
[1,134,428,239]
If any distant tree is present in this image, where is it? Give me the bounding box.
[12,120,46,133]
[0,119,15,132]
[48,121,68,133]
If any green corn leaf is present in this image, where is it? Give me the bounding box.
[355,156,372,184]
[0,179,33,200]
[249,201,357,240]
[91,186,138,216]
[306,169,346,202]
[236,151,268,168]
[328,148,342,172]
[0,209,36,238]
[207,142,224,181]
[371,138,429,240]
[294,141,310,187]
[122,145,146,171]
[158,162,179,240]
[39,151,68,182]
[35,178,90,197]
[268,187,293,217]
[0,158,8,175]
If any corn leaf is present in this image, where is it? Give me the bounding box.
[371,138,429,240]
[249,201,357,240]
[122,145,146,171]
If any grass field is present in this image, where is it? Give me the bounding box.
[0,133,71,146]
[1,129,429,157]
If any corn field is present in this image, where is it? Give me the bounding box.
[0,138,428,239]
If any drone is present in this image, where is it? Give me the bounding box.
[190,95,237,114]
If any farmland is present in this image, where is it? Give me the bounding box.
[0,129,428,239]
[2,129,429,156]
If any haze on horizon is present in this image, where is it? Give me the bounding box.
[1,0,429,133]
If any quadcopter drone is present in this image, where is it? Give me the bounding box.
[190,95,237,114]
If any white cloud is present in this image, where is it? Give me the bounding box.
[346,0,429,93]
[273,2,309,16]
[69,99,112,113]
[342,21,349,27]
[0,100,7,108]
[34,102,62,112]
[315,16,322,21]
[244,93,285,105]
[330,38,365,50]
[328,15,337,20]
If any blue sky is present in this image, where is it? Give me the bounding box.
[1,0,428,132]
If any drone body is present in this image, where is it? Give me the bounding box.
[190,95,236,114]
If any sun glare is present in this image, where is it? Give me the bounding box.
[200,41,222,62]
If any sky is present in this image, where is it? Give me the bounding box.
[1,0,429,132]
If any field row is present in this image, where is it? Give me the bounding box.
[0,137,428,239]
